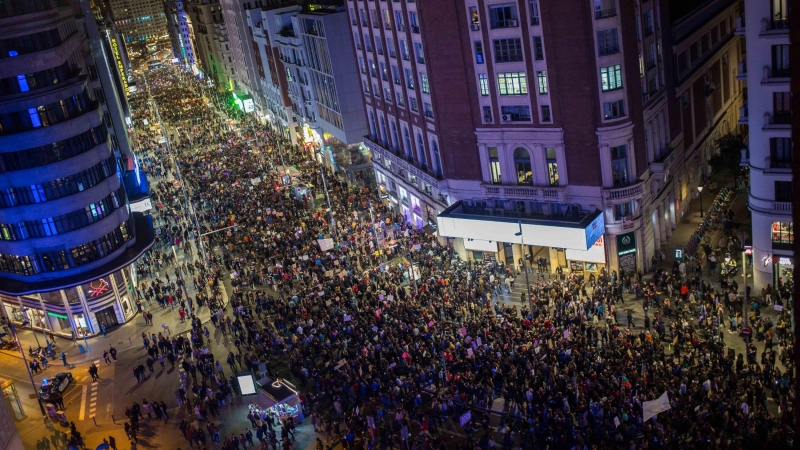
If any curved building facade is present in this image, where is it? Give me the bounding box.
[0,0,153,337]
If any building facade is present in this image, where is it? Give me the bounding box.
[0,0,154,337]
[741,0,791,290]
[108,0,168,43]
[165,0,198,68]
[185,0,230,88]
[352,0,742,277]
[348,0,475,230]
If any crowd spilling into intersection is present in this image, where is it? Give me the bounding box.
[120,66,795,450]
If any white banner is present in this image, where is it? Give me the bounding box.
[642,391,671,422]
[317,238,335,251]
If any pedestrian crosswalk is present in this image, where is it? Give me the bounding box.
[78,360,101,420]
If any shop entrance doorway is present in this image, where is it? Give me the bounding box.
[95,306,119,330]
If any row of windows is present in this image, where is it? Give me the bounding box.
[0,124,108,174]
[0,89,96,135]
[0,187,126,242]
[0,0,53,19]
[0,61,75,96]
[488,146,559,186]
[0,156,117,209]
[0,28,63,59]
[0,220,132,276]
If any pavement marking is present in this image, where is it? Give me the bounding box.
[78,384,87,420]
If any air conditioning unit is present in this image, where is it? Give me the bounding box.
[501,114,512,123]
[508,19,519,27]
[470,24,480,31]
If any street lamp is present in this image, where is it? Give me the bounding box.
[515,220,534,316]
[697,185,704,217]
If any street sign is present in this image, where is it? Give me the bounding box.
[460,410,472,427]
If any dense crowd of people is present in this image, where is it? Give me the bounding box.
[122,66,795,450]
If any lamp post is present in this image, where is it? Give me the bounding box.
[697,185,704,217]
[316,149,337,238]
[515,220,534,315]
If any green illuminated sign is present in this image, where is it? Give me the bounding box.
[47,312,68,320]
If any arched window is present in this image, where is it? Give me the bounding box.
[402,126,412,158]
[368,112,376,137]
[431,140,442,177]
[514,147,532,185]
[416,132,426,168]
[390,121,399,152]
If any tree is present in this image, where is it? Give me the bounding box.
[709,133,746,176]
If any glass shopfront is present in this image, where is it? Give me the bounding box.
[0,264,137,337]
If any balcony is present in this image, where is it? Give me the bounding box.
[738,106,748,124]
[595,8,616,19]
[749,194,792,215]
[763,112,791,129]
[736,62,747,80]
[363,135,441,187]
[649,146,676,174]
[602,180,644,205]
[765,156,792,172]
[481,184,567,203]
[762,65,790,84]
[735,15,745,35]
[761,18,789,35]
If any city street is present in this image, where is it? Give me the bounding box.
[2,64,793,450]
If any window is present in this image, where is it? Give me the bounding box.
[479,74,489,96]
[772,45,789,76]
[645,44,656,69]
[775,181,792,202]
[404,68,415,89]
[514,148,532,185]
[536,71,548,94]
[532,36,544,60]
[396,90,405,107]
[387,38,395,58]
[603,100,625,119]
[501,105,531,121]
[392,65,400,84]
[770,138,792,166]
[358,57,366,74]
[772,222,793,245]
[610,145,628,186]
[614,202,634,221]
[384,87,393,101]
[489,147,501,184]
[546,147,558,186]
[423,102,433,118]
[469,6,479,25]
[395,11,405,31]
[415,132,426,166]
[541,105,551,122]
[474,41,484,64]
[773,92,790,122]
[400,39,409,60]
[597,28,619,56]
[497,72,527,95]
[375,39,384,55]
[365,37,372,53]
[410,96,418,112]
[383,9,392,29]
[353,32,361,50]
[409,11,419,32]
[368,59,376,77]
[420,73,429,94]
[414,42,424,64]
[600,64,622,91]
[529,1,540,25]
[489,5,518,28]
[379,62,387,81]
[494,38,523,62]
[482,105,493,122]
[643,10,653,36]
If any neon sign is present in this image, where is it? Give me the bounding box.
[88,279,110,297]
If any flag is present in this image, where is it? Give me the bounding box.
[642,391,671,422]
[621,376,631,389]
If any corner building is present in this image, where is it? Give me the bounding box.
[0,0,154,337]
[352,0,743,276]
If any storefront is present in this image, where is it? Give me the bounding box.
[0,266,138,338]
[0,377,24,421]
[772,255,794,289]
[462,239,499,263]
[565,236,607,275]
